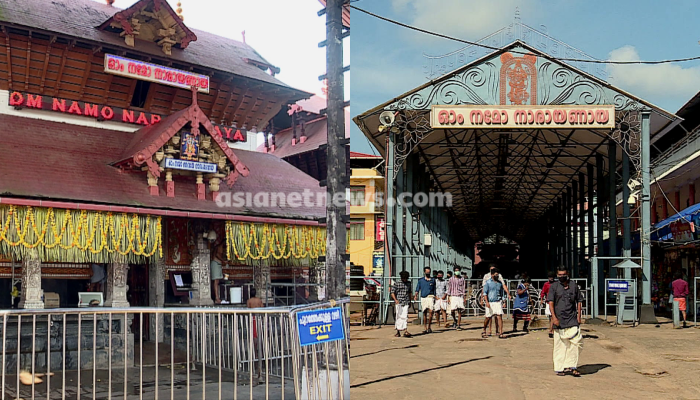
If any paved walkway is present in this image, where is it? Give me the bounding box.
[350,316,700,400]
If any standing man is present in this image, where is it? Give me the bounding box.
[209,231,227,304]
[415,266,436,334]
[247,288,264,386]
[482,268,505,338]
[541,272,555,338]
[447,266,466,330]
[548,266,583,377]
[482,264,510,334]
[433,270,448,328]
[672,270,689,328]
[391,270,413,338]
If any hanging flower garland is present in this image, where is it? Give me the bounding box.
[0,205,162,263]
[225,221,326,264]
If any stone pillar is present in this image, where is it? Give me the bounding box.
[19,249,44,309]
[149,256,166,342]
[254,262,271,305]
[190,237,213,305]
[105,255,130,308]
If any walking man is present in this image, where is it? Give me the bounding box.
[414,266,437,334]
[482,268,505,338]
[447,266,466,329]
[391,270,413,338]
[542,272,555,338]
[672,270,689,328]
[433,270,448,327]
[548,266,583,377]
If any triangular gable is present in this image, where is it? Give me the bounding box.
[355,40,681,154]
[99,0,197,55]
[115,90,249,190]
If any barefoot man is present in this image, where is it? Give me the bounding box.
[548,266,583,377]
[247,288,264,385]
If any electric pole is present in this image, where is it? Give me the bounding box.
[322,0,349,300]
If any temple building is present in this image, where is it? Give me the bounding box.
[0,0,327,337]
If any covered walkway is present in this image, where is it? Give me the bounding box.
[354,41,681,319]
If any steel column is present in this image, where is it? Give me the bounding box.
[566,186,573,270]
[579,172,586,277]
[572,180,578,274]
[382,131,395,324]
[622,145,631,280]
[641,111,652,305]
[596,154,606,308]
[608,139,618,277]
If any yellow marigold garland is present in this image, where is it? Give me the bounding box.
[0,205,162,262]
[225,221,326,264]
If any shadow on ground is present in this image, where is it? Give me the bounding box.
[578,364,611,375]
[350,344,419,359]
[351,356,493,388]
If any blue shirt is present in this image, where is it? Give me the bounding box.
[415,277,436,298]
[513,283,529,311]
[483,278,504,302]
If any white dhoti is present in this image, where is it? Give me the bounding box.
[420,296,435,312]
[485,301,504,317]
[433,298,447,311]
[449,296,465,310]
[553,326,583,372]
[395,304,409,331]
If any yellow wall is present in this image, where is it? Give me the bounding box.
[350,168,384,275]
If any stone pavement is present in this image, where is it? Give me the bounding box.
[350,317,700,400]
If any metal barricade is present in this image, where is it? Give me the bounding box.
[0,300,349,400]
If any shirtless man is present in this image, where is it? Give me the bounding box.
[247,288,264,385]
[210,234,226,304]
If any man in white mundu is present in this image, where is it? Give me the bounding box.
[391,270,413,338]
[547,266,584,377]
[446,266,466,330]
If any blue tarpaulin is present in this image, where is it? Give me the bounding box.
[651,202,700,241]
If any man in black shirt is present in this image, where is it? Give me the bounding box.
[547,266,583,377]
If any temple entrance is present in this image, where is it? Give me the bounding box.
[128,264,150,339]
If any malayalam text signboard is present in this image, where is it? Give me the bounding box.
[607,281,629,292]
[165,158,217,173]
[431,105,616,130]
[296,307,345,347]
[105,54,210,93]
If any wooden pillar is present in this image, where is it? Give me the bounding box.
[674,190,681,212]
[19,249,44,309]
[690,183,696,205]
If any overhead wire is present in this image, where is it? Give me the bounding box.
[350,5,700,65]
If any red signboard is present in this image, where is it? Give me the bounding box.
[8,92,247,142]
[376,217,385,242]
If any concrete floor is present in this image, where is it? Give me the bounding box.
[350,315,700,400]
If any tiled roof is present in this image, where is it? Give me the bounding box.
[350,151,381,159]
[259,108,350,159]
[0,0,298,90]
[0,114,324,221]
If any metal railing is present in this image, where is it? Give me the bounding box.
[350,275,590,325]
[0,300,349,400]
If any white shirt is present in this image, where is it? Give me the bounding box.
[482,272,505,287]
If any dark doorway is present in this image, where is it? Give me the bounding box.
[128,263,149,339]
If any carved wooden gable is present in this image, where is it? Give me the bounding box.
[99,0,197,55]
[115,90,249,200]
